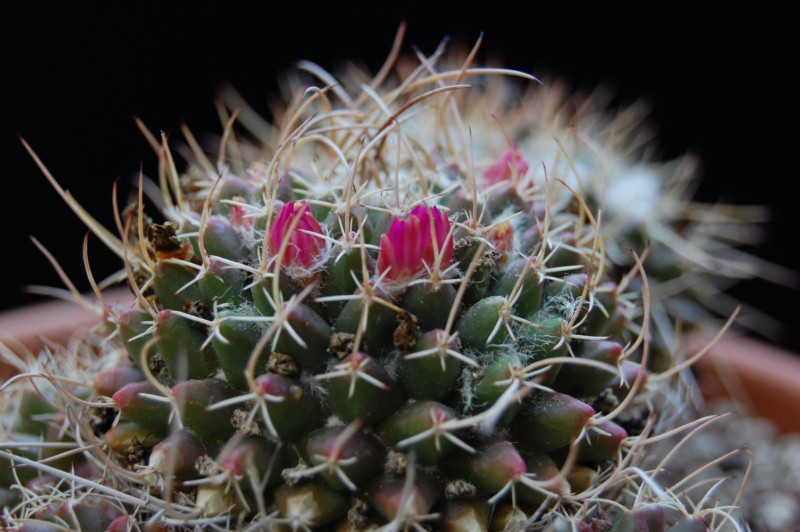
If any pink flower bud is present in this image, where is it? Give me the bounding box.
[269,200,326,272]
[484,145,529,183]
[378,205,454,282]
[229,201,254,230]
[492,221,515,259]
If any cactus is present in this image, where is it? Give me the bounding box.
[1,30,759,530]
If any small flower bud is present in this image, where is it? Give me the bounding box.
[377,205,453,283]
[269,200,326,275]
[484,145,529,184]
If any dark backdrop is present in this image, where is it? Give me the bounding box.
[4,5,797,351]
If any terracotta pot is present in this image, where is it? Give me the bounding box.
[0,289,133,381]
[693,335,800,434]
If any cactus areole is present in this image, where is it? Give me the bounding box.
[2,30,753,530]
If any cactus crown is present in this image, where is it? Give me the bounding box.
[1,31,754,531]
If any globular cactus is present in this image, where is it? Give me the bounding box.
[2,31,756,530]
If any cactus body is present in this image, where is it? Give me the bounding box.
[1,32,758,530]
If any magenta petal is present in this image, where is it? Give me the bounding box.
[377,234,396,276]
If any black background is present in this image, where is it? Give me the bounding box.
[4,5,798,351]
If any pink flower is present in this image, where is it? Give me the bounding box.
[484,145,529,184]
[377,205,454,282]
[269,200,326,272]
